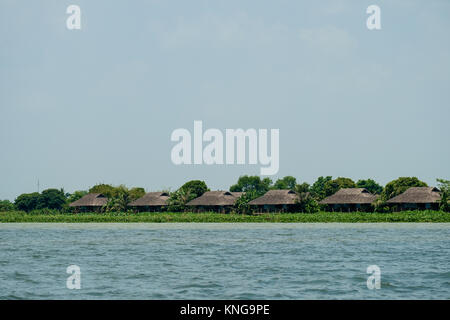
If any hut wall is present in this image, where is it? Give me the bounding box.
[328,203,373,212]
[190,205,233,213]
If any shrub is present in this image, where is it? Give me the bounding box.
[37,188,66,210]
[0,200,15,211]
[28,208,61,215]
[14,192,40,212]
[295,191,319,213]
[234,190,259,214]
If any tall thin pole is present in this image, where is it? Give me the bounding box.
[37,179,40,193]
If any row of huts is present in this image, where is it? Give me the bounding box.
[69,186,443,212]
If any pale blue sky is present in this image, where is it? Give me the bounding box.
[1,0,449,200]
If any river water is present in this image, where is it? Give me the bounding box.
[0,223,449,299]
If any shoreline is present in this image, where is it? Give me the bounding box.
[1,211,450,223]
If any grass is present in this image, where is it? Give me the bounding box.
[1,211,450,223]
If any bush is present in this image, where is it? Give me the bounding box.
[0,200,15,211]
[28,208,61,215]
[295,193,320,213]
[440,192,450,213]
[234,190,259,214]
[14,192,40,212]
[37,188,66,210]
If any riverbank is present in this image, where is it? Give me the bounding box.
[1,211,450,223]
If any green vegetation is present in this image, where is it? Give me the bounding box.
[234,190,260,214]
[1,211,449,223]
[66,190,88,203]
[323,177,356,197]
[1,175,448,219]
[381,177,428,200]
[437,179,450,212]
[309,176,332,200]
[230,175,272,194]
[0,200,14,211]
[273,176,297,190]
[167,180,209,211]
[356,179,383,194]
[372,177,429,212]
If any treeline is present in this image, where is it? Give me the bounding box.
[228,176,449,213]
[1,176,449,214]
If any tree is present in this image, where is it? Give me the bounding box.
[129,187,146,201]
[356,179,383,194]
[295,182,310,193]
[234,190,259,214]
[381,177,427,200]
[230,175,272,195]
[309,176,332,200]
[36,188,67,210]
[89,184,116,198]
[296,194,319,213]
[167,188,193,212]
[273,176,297,190]
[66,190,88,204]
[294,184,318,213]
[167,180,208,212]
[437,178,450,212]
[104,185,132,212]
[0,200,14,211]
[180,180,208,198]
[14,192,40,212]
[323,177,356,197]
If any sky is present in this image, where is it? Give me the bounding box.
[1,0,449,200]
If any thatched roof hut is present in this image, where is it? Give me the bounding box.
[69,193,108,208]
[319,188,377,205]
[386,187,441,204]
[248,189,298,206]
[129,192,169,208]
[187,191,242,207]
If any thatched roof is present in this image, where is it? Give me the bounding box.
[387,187,441,204]
[319,188,377,205]
[248,189,298,205]
[187,191,242,206]
[129,192,169,207]
[69,193,108,207]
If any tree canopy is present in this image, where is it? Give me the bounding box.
[129,187,146,201]
[295,182,310,193]
[0,200,14,211]
[14,192,41,212]
[381,177,427,200]
[66,190,88,203]
[179,180,208,198]
[309,176,332,200]
[323,177,356,197]
[356,179,383,194]
[437,178,450,212]
[167,180,209,212]
[88,184,116,198]
[230,175,272,194]
[37,188,66,210]
[273,176,297,190]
